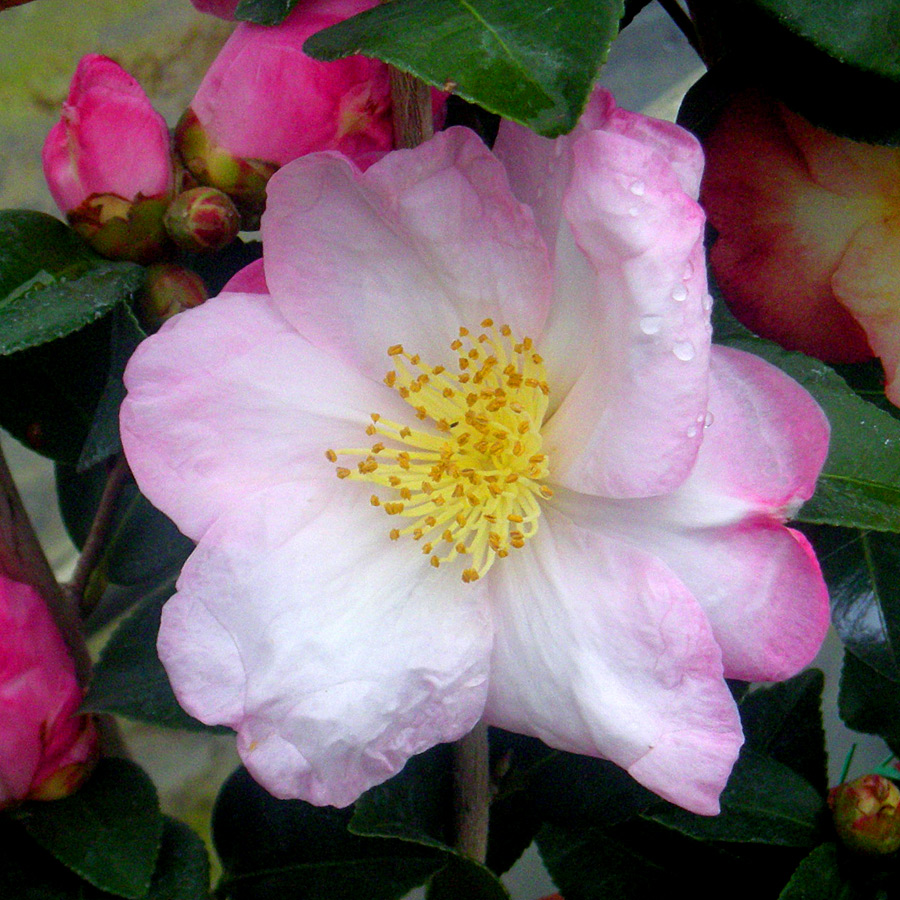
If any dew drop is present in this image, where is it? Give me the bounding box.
[686,424,698,438]
[639,314,663,335]
[683,261,694,280]
[702,293,713,312]
[629,180,646,196]
[673,341,695,361]
[704,411,715,428]
[671,285,688,302]
[627,206,639,217]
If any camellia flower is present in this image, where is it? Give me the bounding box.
[699,87,900,402]
[175,0,396,216]
[121,90,830,815]
[0,573,98,808]
[42,54,175,263]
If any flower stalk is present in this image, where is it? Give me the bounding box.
[389,67,434,149]
[452,720,491,863]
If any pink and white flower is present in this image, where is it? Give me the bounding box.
[121,90,830,816]
[0,573,97,808]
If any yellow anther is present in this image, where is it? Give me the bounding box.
[325,449,337,462]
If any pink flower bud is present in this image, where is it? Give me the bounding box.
[164,186,241,253]
[829,774,900,855]
[43,54,175,263]
[190,0,238,17]
[175,0,394,209]
[0,573,98,809]
[139,263,209,327]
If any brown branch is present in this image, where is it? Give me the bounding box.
[389,66,434,149]
[452,720,491,862]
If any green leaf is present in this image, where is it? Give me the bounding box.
[234,0,299,25]
[305,0,625,137]
[83,572,227,732]
[0,210,144,355]
[646,747,827,847]
[740,670,828,794]
[213,767,442,900]
[808,526,900,681]
[15,758,164,899]
[148,817,210,900]
[426,855,510,900]
[778,843,865,900]
[57,463,194,587]
[711,301,900,532]
[838,650,900,744]
[752,0,900,82]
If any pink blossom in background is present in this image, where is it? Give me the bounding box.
[43,54,174,216]
[700,88,900,401]
[121,90,830,816]
[0,573,97,808]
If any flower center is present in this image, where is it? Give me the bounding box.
[327,320,553,583]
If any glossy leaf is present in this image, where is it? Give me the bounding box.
[0,210,143,355]
[234,0,299,25]
[213,767,442,900]
[740,670,828,794]
[149,817,211,900]
[778,843,858,900]
[426,856,510,900]
[808,526,900,681]
[15,759,163,899]
[305,0,625,137]
[83,571,226,732]
[838,650,900,744]
[57,463,194,587]
[645,748,827,847]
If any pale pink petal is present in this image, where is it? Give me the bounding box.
[832,217,900,405]
[484,508,742,815]
[262,128,552,380]
[222,258,268,294]
[159,481,492,807]
[701,88,872,362]
[541,128,711,498]
[121,292,412,541]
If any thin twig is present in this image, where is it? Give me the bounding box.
[452,720,491,863]
[389,66,434,149]
[0,441,92,686]
[658,0,704,58]
[67,453,130,619]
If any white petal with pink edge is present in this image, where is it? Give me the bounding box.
[159,480,493,807]
[483,507,742,816]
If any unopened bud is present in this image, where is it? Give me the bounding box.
[140,263,208,327]
[829,774,900,855]
[69,194,170,264]
[164,186,241,253]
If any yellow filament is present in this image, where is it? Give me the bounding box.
[328,322,551,582]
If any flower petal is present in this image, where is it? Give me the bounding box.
[222,258,268,294]
[484,507,742,815]
[159,481,492,807]
[541,127,712,498]
[262,128,552,379]
[121,292,411,541]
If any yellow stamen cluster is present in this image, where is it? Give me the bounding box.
[327,320,553,583]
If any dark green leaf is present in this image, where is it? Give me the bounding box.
[214,767,442,900]
[740,670,828,794]
[57,463,194,587]
[838,650,900,744]
[15,759,164,899]
[148,817,210,900]
[234,0,299,25]
[426,855,510,900]
[305,0,625,137]
[351,744,453,851]
[752,0,900,82]
[646,747,827,847]
[83,572,226,732]
[808,526,900,681]
[0,211,143,355]
[778,843,859,900]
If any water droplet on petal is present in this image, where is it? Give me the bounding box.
[702,293,713,312]
[683,261,694,280]
[629,180,645,196]
[704,411,715,428]
[673,341,695,361]
[687,424,698,438]
[628,206,639,217]
[672,285,688,302]
[639,314,663,335]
